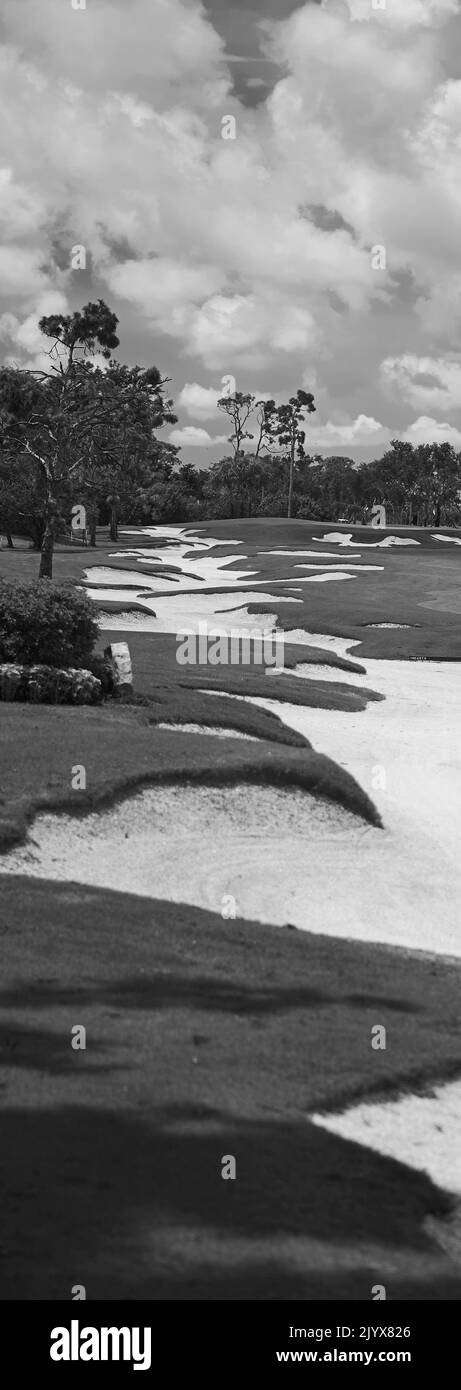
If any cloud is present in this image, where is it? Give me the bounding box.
[0,0,228,105]
[176,383,221,420]
[346,0,459,28]
[308,414,390,449]
[0,0,460,433]
[168,426,229,448]
[381,355,461,411]
[400,415,461,447]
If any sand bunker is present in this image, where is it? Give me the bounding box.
[313,532,420,548]
[155,722,259,741]
[0,784,377,930]
[311,1079,461,1200]
[227,642,461,956]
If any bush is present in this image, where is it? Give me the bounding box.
[0,581,98,668]
[87,653,116,697]
[0,663,102,704]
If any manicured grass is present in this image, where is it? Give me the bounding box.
[0,700,381,853]
[2,520,460,1303]
[187,519,461,659]
[1,875,460,1299]
[2,521,461,660]
[0,525,387,844]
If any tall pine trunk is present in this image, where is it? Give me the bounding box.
[287,447,295,519]
[109,504,118,541]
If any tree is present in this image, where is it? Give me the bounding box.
[76,362,177,539]
[264,389,316,518]
[0,304,179,568]
[217,392,256,456]
[0,302,121,577]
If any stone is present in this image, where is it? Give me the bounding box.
[104,642,133,698]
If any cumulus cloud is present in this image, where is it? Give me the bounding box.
[0,0,460,445]
[381,355,461,411]
[400,415,461,447]
[177,383,222,420]
[168,426,229,449]
[308,414,390,449]
[346,0,459,28]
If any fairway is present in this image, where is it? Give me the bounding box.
[1,520,460,1300]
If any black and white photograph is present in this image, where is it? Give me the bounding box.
[0,0,460,1355]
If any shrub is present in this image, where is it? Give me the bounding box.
[87,653,116,697]
[0,663,102,704]
[0,581,98,668]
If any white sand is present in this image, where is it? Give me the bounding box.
[155,722,259,741]
[311,1080,461,1201]
[295,562,383,572]
[0,785,375,934]
[313,532,420,548]
[4,525,460,962]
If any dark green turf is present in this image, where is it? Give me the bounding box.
[1,875,460,1300]
[0,700,381,853]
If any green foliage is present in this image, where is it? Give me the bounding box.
[0,581,98,667]
[39,299,120,361]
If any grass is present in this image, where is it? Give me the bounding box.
[2,521,461,662]
[1,875,460,1300]
[0,701,381,853]
[0,526,389,845]
[1,521,460,1301]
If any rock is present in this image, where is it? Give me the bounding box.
[104,642,133,698]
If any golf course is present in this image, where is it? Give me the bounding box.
[1,518,460,1300]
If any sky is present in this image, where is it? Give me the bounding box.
[1,0,461,467]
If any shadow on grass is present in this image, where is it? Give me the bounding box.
[0,976,424,1017]
[0,1021,122,1077]
[0,1102,459,1301]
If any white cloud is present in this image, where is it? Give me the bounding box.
[169,426,229,448]
[176,383,221,420]
[346,0,459,28]
[381,355,461,411]
[309,414,390,449]
[400,415,461,447]
[0,0,460,430]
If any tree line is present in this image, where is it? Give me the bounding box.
[1,300,460,578]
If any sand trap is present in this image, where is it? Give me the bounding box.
[1,737,459,957]
[433,535,461,545]
[228,644,461,955]
[258,549,356,558]
[311,1079,461,1200]
[85,553,258,594]
[95,590,299,634]
[155,722,259,741]
[0,784,378,933]
[295,563,383,572]
[313,533,420,548]
[366,622,411,629]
